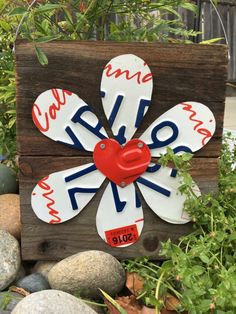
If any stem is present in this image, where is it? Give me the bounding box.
[155,271,165,314]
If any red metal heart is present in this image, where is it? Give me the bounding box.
[93,138,151,187]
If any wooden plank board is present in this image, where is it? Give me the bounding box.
[16,41,227,260]
[16,41,228,156]
[19,156,218,260]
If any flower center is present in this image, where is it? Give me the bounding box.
[93,138,151,187]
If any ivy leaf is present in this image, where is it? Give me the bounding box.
[35,47,48,66]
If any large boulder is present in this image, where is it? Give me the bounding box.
[0,230,21,291]
[0,194,21,239]
[11,290,97,314]
[48,250,125,299]
[0,164,18,195]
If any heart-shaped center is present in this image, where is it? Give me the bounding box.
[93,138,151,187]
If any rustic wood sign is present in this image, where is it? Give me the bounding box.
[16,41,228,260]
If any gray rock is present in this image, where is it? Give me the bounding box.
[32,261,57,279]
[48,250,125,299]
[11,290,97,314]
[16,273,50,293]
[0,292,23,312]
[0,231,20,291]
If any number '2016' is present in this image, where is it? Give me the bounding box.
[112,233,133,245]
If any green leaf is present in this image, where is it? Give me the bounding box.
[200,37,224,44]
[0,20,10,32]
[191,265,205,276]
[99,289,128,314]
[35,47,48,66]
[34,35,60,43]
[35,4,63,13]
[8,7,27,16]
[199,253,210,264]
[229,232,236,241]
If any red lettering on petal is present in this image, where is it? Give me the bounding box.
[37,176,61,224]
[32,104,49,132]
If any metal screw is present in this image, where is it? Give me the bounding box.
[100,143,106,149]
[120,181,126,187]
[137,142,144,148]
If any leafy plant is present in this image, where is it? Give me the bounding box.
[122,134,236,314]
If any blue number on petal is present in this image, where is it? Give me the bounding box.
[64,164,97,183]
[111,182,127,213]
[173,145,192,154]
[57,126,85,150]
[146,163,161,173]
[137,177,171,197]
[114,125,127,145]
[64,164,98,210]
[71,105,107,140]
[108,95,124,127]
[68,187,98,210]
[148,121,179,149]
[135,99,151,128]
[170,169,178,178]
[135,190,142,208]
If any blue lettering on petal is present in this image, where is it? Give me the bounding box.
[137,177,171,197]
[114,125,126,145]
[109,95,124,127]
[170,169,178,178]
[146,163,161,173]
[100,90,106,98]
[135,99,151,128]
[65,164,97,183]
[57,126,85,150]
[68,187,98,210]
[111,182,127,213]
[135,190,142,208]
[71,105,107,140]
[173,146,192,154]
[148,121,179,149]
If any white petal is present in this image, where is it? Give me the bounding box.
[136,164,201,224]
[31,163,105,223]
[96,182,144,247]
[32,89,108,151]
[140,102,216,156]
[100,54,153,144]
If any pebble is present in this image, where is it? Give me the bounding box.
[16,273,50,293]
[0,292,24,312]
[11,290,97,314]
[0,164,18,195]
[32,261,57,279]
[48,250,125,299]
[0,194,21,239]
[0,230,21,291]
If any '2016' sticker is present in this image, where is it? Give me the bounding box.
[105,224,139,247]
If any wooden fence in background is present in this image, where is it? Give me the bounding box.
[179,0,236,81]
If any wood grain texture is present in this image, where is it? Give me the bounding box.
[16,41,227,260]
[16,41,228,156]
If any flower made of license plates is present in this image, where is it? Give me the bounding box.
[31,54,216,247]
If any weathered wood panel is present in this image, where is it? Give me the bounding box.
[16,41,227,260]
[19,156,218,260]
